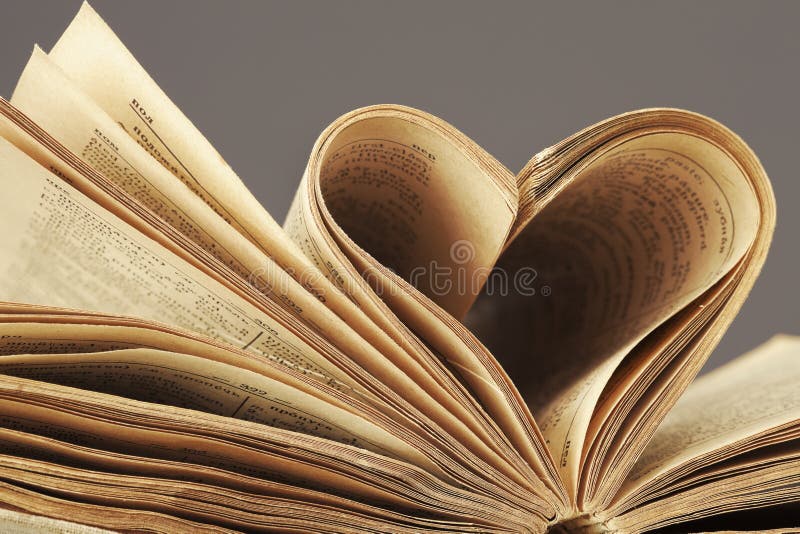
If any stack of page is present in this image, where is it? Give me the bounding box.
[0,4,795,533]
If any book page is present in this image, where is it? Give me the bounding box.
[0,103,555,513]
[48,2,333,307]
[0,374,529,530]
[0,316,398,428]
[621,335,800,497]
[610,457,800,533]
[0,397,408,512]
[27,4,563,503]
[0,452,493,534]
[9,47,372,369]
[285,105,566,507]
[466,132,761,495]
[11,47,266,286]
[23,14,520,476]
[0,496,210,534]
[300,112,517,318]
[0,317,343,406]
[0,429,476,532]
[0,136,360,398]
[0,128,552,513]
[0,348,418,462]
[0,508,114,534]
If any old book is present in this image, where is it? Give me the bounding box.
[0,3,795,533]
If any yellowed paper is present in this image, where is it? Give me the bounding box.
[0,348,420,461]
[0,136,358,397]
[469,132,761,495]
[48,2,334,308]
[624,335,800,492]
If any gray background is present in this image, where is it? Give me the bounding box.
[0,1,797,372]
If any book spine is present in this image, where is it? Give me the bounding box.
[547,513,614,534]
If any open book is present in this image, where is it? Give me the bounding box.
[0,3,795,533]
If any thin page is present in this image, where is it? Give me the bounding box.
[35,4,555,495]
[10,47,277,286]
[0,454,489,533]
[0,429,468,531]
[48,2,333,306]
[0,398,411,515]
[285,104,566,505]
[619,335,800,501]
[9,47,389,385]
[37,10,507,464]
[467,130,762,497]
[0,501,201,534]
[0,375,531,531]
[0,316,348,406]
[0,348,423,462]
[0,135,364,401]
[0,509,114,534]
[0,121,548,510]
[609,458,800,533]
[0,316,392,423]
